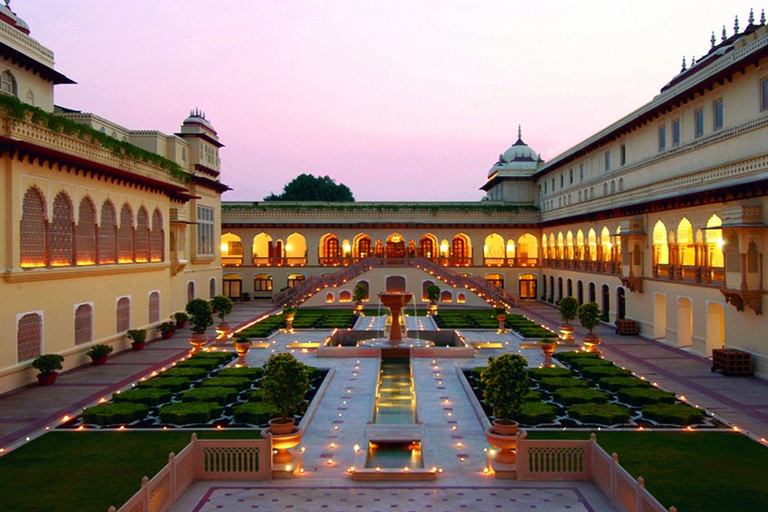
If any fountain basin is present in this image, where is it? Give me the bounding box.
[351,438,437,481]
[317,329,475,358]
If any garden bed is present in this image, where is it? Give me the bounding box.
[63,352,327,429]
[463,351,723,428]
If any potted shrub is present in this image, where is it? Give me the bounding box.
[282,306,297,332]
[261,352,310,435]
[156,321,177,340]
[234,334,251,358]
[426,285,441,314]
[578,301,602,350]
[85,344,113,366]
[539,338,557,359]
[557,296,579,343]
[494,306,508,331]
[32,354,65,386]
[352,283,367,313]
[210,294,234,334]
[186,299,214,350]
[241,291,251,302]
[126,329,147,351]
[481,354,530,463]
[172,311,189,329]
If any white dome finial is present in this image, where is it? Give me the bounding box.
[518,124,522,140]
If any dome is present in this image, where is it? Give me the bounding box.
[183,108,215,131]
[0,2,30,34]
[488,126,543,177]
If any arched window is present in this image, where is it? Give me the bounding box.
[209,277,216,298]
[354,234,373,259]
[187,281,195,302]
[150,209,164,262]
[419,234,437,260]
[20,186,47,268]
[339,290,352,302]
[356,280,370,300]
[422,280,435,301]
[320,233,340,265]
[652,220,669,267]
[99,200,117,264]
[26,89,34,105]
[75,304,93,345]
[618,178,624,191]
[386,276,406,292]
[135,207,150,263]
[483,233,505,266]
[451,234,471,265]
[440,290,453,303]
[285,232,307,265]
[149,291,160,323]
[1,70,17,97]
[117,203,134,263]
[76,197,96,265]
[50,192,74,267]
[17,312,42,362]
[116,297,131,332]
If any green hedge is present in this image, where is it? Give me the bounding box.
[191,352,235,363]
[617,387,676,406]
[233,402,280,425]
[201,377,252,392]
[180,386,239,406]
[216,367,263,379]
[112,388,172,406]
[568,358,615,371]
[528,367,572,380]
[246,389,265,402]
[642,403,706,425]
[554,351,601,363]
[552,388,610,405]
[598,376,651,391]
[524,390,544,402]
[515,402,557,424]
[569,403,632,425]
[537,377,589,392]
[82,403,149,426]
[137,377,192,393]
[157,402,223,425]
[175,358,223,371]
[579,366,632,380]
[159,367,208,380]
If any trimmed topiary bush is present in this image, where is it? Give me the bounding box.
[159,367,208,380]
[158,402,223,425]
[553,387,610,405]
[528,367,572,380]
[137,377,193,392]
[190,351,234,362]
[554,351,601,363]
[201,376,252,392]
[568,358,615,371]
[112,388,172,406]
[617,387,676,406]
[516,402,558,424]
[216,367,263,379]
[247,389,265,402]
[569,403,631,425]
[470,367,487,380]
[537,377,589,392]
[579,366,632,380]
[233,402,280,425]
[175,358,223,371]
[642,403,706,425]
[523,390,544,402]
[180,386,238,406]
[598,376,651,392]
[481,354,530,422]
[82,403,149,426]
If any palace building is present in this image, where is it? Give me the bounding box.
[0,5,227,393]
[221,17,768,378]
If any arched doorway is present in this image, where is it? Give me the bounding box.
[601,285,610,319]
[617,287,626,320]
[567,278,573,297]
[386,233,406,259]
[519,274,537,300]
[549,275,555,300]
[653,293,667,340]
[705,302,724,356]
[577,281,584,304]
[677,298,693,347]
[588,282,596,303]
[558,277,563,300]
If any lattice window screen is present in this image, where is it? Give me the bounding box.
[187,282,195,302]
[50,192,74,266]
[148,292,160,324]
[74,304,93,345]
[135,207,149,262]
[20,187,47,267]
[150,209,164,262]
[209,278,216,298]
[117,203,133,263]
[99,201,117,264]
[17,313,42,362]
[116,297,131,332]
[76,198,96,265]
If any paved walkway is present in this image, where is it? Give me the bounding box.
[0,300,279,452]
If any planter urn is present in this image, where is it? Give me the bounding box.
[131,341,145,351]
[284,313,295,333]
[496,314,507,332]
[540,341,556,358]
[161,331,174,340]
[90,355,108,366]
[234,340,251,358]
[559,323,576,344]
[582,332,602,352]
[37,373,58,386]
[189,333,208,351]
[217,322,232,335]
[485,421,520,464]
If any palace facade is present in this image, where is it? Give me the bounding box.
[221,19,768,378]
[0,6,227,393]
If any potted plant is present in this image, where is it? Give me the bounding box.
[481,354,530,463]
[426,285,441,314]
[261,352,310,435]
[172,311,189,329]
[210,295,234,334]
[241,292,251,302]
[494,306,508,331]
[156,321,177,340]
[578,301,602,350]
[282,306,297,332]
[85,344,113,366]
[352,283,367,314]
[539,338,557,358]
[186,299,214,350]
[234,334,251,358]
[126,329,147,351]
[32,354,65,386]
[557,296,579,343]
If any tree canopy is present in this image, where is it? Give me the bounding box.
[264,173,354,202]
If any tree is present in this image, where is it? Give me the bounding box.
[481,354,530,422]
[261,353,310,422]
[264,174,354,202]
[577,302,601,334]
[558,296,579,323]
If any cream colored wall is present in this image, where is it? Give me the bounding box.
[0,59,54,111]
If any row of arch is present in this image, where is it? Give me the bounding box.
[542,225,621,262]
[20,186,164,268]
[541,178,625,212]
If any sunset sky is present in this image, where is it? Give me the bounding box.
[16,1,762,201]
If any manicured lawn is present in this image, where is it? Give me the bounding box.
[525,430,768,512]
[0,430,261,512]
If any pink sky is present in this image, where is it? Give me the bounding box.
[16,1,761,201]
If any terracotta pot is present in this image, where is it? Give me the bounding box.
[284,313,295,332]
[161,331,174,340]
[37,373,58,386]
[583,332,602,352]
[428,303,438,314]
[175,321,187,329]
[189,333,208,351]
[217,322,232,335]
[559,322,575,344]
[540,342,556,357]
[491,419,519,436]
[354,302,364,313]
[91,355,108,366]
[268,417,296,435]
[485,424,520,464]
[235,340,250,357]
[262,424,303,465]
[131,341,145,351]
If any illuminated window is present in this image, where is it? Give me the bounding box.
[196,206,214,256]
